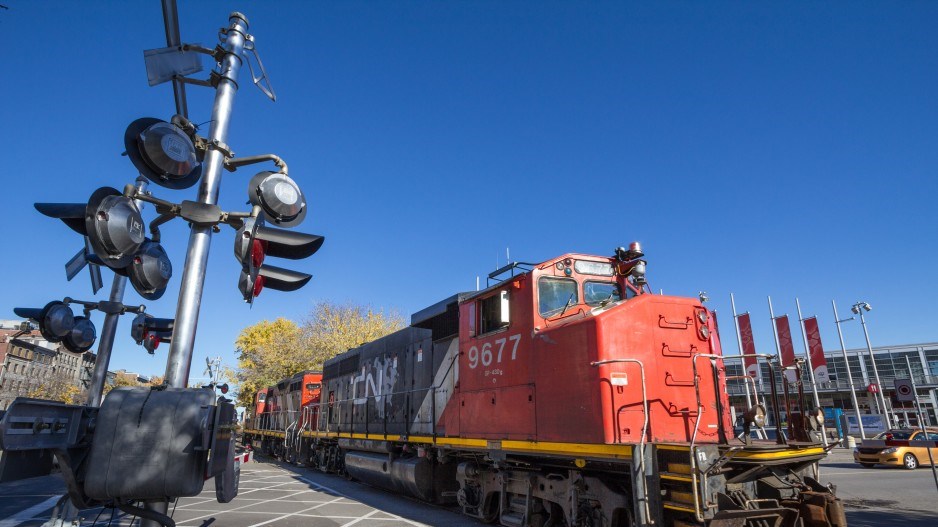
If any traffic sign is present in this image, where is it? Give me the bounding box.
[894,379,915,402]
[867,383,879,394]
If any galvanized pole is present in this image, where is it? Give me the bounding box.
[833,300,865,440]
[857,307,893,428]
[146,13,249,527]
[85,276,127,406]
[164,12,249,387]
[905,355,938,493]
[730,294,753,410]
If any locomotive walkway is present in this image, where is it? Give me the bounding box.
[0,451,935,526]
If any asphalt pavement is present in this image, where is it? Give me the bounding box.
[1,451,937,526]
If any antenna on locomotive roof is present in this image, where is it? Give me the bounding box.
[476,276,480,291]
[507,247,510,263]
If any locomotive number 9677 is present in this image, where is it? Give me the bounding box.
[467,333,521,369]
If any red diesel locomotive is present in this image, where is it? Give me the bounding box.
[244,245,844,527]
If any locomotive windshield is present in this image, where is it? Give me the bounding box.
[538,277,578,316]
[584,281,620,306]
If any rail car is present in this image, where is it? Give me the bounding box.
[243,245,845,527]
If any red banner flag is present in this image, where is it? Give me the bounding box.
[803,317,829,383]
[736,313,759,378]
[774,315,797,383]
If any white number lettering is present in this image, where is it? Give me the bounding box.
[481,343,493,366]
[468,334,522,370]
[509,334,521,359]
[468,346,479,369]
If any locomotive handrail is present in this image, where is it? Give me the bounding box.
[716,353,786,446]
[590,358,650,523]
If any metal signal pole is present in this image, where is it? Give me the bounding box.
[164,12,249,387]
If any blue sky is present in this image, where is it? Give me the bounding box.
[0,2,935,382]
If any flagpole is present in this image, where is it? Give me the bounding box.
[730,293,753,409]
[796,298,827,446]
[796,299,822,410]
[767,296,792,436]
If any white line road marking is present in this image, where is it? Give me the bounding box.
[295,475,430,527]
[339,510,380,527]
[243,496,348,527]
[175,489,315,525]
[0,496,63,527]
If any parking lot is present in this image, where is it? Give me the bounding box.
[1,451,936,526]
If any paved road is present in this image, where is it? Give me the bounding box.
[819,447,938,526]
[1,451,937,526]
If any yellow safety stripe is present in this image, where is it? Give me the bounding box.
[728,447,826,460]
[242,429,821,461]
[243,429,633,459]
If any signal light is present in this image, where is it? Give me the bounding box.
[35,187,145,270]
[14,302,97,352]
[233,215,324,303]
[127,239,173,300]
[124,117,202,189]
[217,383,229,395]
[14,301,75,343]
[247,171,307,227]
[63,316,97,353]
[130,313,174,355]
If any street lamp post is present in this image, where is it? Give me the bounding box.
[833,300,865,440]
[853,301,894,429]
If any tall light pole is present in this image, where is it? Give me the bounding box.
[853,301,893,428]
[833,300,865,439]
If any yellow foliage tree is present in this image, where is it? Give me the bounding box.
[27,380,84,404]
[234,301,404,408]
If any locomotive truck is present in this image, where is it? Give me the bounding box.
[243,245,845,527]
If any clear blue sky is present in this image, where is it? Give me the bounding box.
[1,1,935,382]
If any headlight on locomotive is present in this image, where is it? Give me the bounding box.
[744,404,767,428]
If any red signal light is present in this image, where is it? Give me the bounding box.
[144,332,160,350]
[251,239,267,269]
[253,275,265,298]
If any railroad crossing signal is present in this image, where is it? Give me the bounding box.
[130,313,174,354]
[35,187,173,300]
[14,301,97,353]
[894,379,915,402]
[233,214,323,303]
[124,117,202,190]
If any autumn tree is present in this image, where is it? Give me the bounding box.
[233,301,404,408]
[27,380,84,404]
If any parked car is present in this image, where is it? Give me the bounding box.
[853,428,938,469]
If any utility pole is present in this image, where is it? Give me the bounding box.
[855,303,893,429]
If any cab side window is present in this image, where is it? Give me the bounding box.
[479,290,510,334]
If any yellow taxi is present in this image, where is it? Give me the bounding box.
[853,428,938,469]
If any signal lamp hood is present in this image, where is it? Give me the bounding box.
[125,117,202,190]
